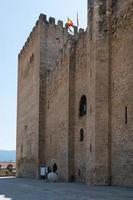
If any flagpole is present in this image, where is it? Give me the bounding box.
[77,12,79,31]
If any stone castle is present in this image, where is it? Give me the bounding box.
[17,0,133,186]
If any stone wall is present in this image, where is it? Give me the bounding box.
[17,14,76,178]
[45,45,70,181]
[16,21,40,178]
[38,15,78,181]
[74,31,87,182]
[38,14,71,167]
[17,0,133,186]
[111,0,133,186]
[86,0,111,185]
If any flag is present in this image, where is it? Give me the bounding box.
[77,12,79,27]
[67,18,73,27]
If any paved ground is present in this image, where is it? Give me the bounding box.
[0,177,133,200]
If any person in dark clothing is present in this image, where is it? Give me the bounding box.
[53,163,57,173]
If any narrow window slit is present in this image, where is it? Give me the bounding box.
[125,106,128,124]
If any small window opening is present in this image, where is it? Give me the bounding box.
[80,129,84,142]
[90,144,92,152]
[21,145,23,153]
[79,95,87,116]
[90,68,92,78]
[125,106,128,124]
[48,101,49,109]
[24,125,28,131]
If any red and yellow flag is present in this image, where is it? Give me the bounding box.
[67,18,73,27]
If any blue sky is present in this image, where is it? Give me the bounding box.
[0,0,87,150]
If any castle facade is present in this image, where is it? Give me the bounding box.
[17,0,133,186]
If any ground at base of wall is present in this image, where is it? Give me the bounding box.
[0,177,133,200]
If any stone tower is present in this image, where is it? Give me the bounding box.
[86,0,112,185]
[110,0,133,186]
[16,14,78,179]
[87,0,133,186]
[17,0,133,186]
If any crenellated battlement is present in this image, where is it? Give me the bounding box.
[18,19,40,60]
[18,13,85,60]
[38,13,85,35]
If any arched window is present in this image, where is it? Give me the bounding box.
[80,128,84,142]
[79,95,87,116]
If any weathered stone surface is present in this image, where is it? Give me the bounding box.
[17,0,133,186]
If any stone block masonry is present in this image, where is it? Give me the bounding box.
[17,0,133,186]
